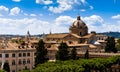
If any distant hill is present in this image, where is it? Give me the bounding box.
[0,32,120,39]
[98,32,120,38]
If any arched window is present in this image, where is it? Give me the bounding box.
[69,41,73,44]
[80,32,82,36]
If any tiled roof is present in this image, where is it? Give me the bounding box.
[82,34,94,38]
[68,44,89,47]
[45,34,68,38]
[71,34,81,38]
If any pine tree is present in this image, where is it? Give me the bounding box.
[3,62,10,72]
[105,36,117,53]
[117,38,120,51]
[84,49,89,59]
[56,42,69,60]
[71,47,77,60]
[35,39,47,67]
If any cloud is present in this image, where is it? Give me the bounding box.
[80,9,86,12]
[0,17,70,34]
[23,13,28,16]
[0,5,9,16]
[48,0,74,13]
[39,14,43,16]
[111,14,120,19]
[89,6,93,10]
[0,18,50,34]
[82,15,120,32]
[55,16,75,25]
[83,15,104,26]
[0,14,120,35]
[30,14,36,17]
[12,0,21,2]
[48,0,93,13]
[10,7,21,15]
[36,0,53,5]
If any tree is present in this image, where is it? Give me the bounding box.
[70,47,77,60]
[117,38,120,51]
[35,39,47,67]
[105,36,117,53]
[56,42,69,60]
[3,62,10,72]
[84,49,89,59]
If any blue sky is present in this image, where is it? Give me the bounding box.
[0,0,120,35]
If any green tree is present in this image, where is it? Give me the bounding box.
[35,39,47,67]
[70,47,77,60]
[3,62,10,72]
[105,36,117,53]
[117,38,120,51]
[84,49,89,59]
[56,42,69,60]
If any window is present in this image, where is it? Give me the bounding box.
[23,53,26,57]
[5,54,9,58]
[31,46,33,48]
[18,59,22,65]
[27,53,30,56]
[69,41,73,44]
[80,32,82,36]
[12,60,16,65]
[0,54,2,58]
[27,59,30,64]
[12,70,15,72]
[12,53,15,57]
[19,53,22,57]
[23,59,26,65]
[0,61,2,65]
[34,52,36,56]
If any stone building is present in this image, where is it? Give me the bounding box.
[44,16,107,60]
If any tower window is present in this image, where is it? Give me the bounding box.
[80,32,82,36]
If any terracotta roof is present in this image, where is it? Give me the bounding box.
[71,34,81,38]
[45,34,68,38]
[89,44,97,49]
[47,47,58,50]
[68,44,89,47]
[82,34,94,38]
[30,40,38,43]
[97,40,106,43]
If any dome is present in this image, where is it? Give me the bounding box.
[69,16,88,36]
[71,16,87,28]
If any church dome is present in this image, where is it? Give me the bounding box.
[71,16,87,28]
[69,16,88,36]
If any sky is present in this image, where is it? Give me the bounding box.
[0,0,120,35]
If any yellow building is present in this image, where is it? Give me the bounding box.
[0,33,38,72]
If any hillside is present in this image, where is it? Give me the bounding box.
[98,32,120,38]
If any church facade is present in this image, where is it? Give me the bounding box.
[44,16,107,60]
